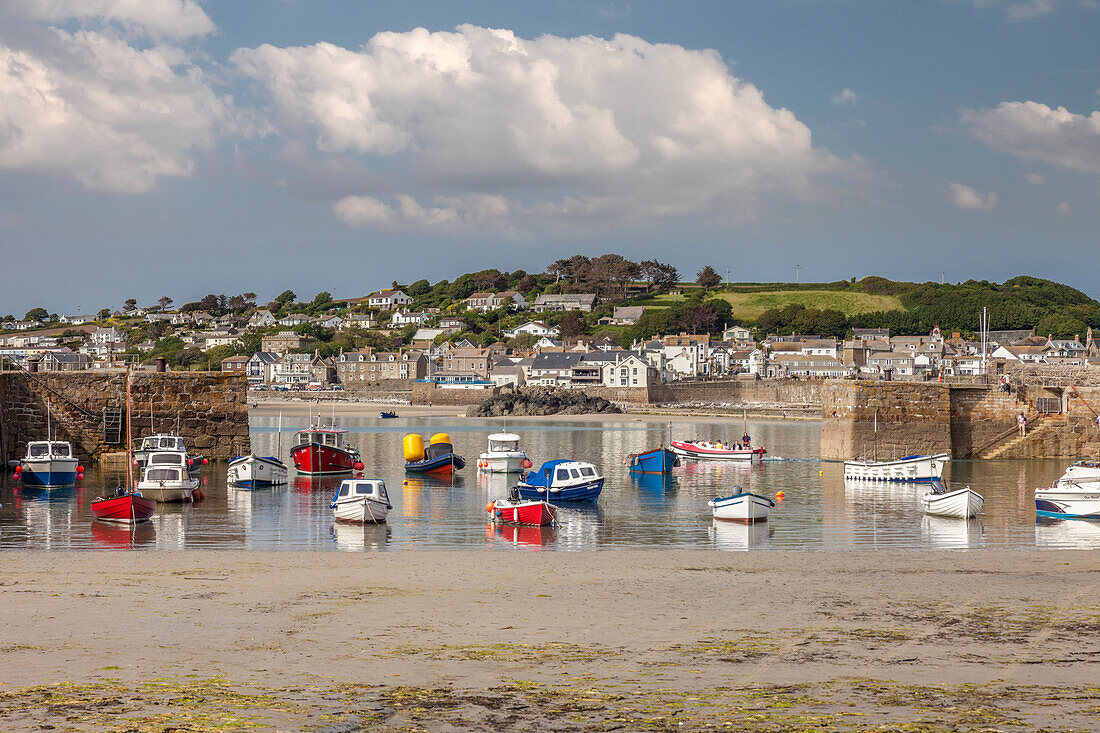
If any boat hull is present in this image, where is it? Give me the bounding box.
[709,492,774,523]
[628,448,678,474]
[291,443,359,475]
[492,499,557,526]
[670,442,765,462]
[135,477,201,502]
[227,455,288,487]
[332,497,390,523]
[478,452,527,473]
[91,493,157,523]
[19,458,78,487]
[1035,487,1100,519]
[843,453,949,482]
[921,488,984,518]
[405,453,466,473]
[517,478,603,503]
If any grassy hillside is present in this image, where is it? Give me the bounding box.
[712,290,905,320]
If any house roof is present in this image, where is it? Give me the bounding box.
[531,353,585,369]
[612,306,646,319]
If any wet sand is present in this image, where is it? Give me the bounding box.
[1,550,1098,730]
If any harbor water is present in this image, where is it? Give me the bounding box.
[0,413,1088,551]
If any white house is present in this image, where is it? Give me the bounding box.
[504,321,560,339]
[390,310,428,327]
[316,315,344,330]
[368,290,412,310]
[248,309,277,328]
[59,314,95,325]
[90,327,124,344]
[340,313,378,331]
[203,333,240,352]
[531,293,597,312]
[278,313,313,327]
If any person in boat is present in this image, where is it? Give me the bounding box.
[742,432,751,446]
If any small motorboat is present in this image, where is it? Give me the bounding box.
[404,433,465,474]
[91,487,157,524]
[488,486,557,526]
[331,479,392,523]
[921,486,984,518]
[227,454,289,487]
[136,457,201,502]
[134,434,206,473]
[670,440,765,462]
[477,432,530,473]
[1035,483,1100,519]
[516,460,603,502]
[626,446,678,474]
[1052,460,1100,488]
[379,411,399,419]
[16,441,80,488]
[709,490,774,523]
[843,453,949,483]
[291,425,363,475]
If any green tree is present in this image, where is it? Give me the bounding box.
[696,265,721,291]
[24,307,48,321]
[274,290,296,306]
[312,291,333,309]
[558,311,586,338]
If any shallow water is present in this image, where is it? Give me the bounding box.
[0,414,1090,551]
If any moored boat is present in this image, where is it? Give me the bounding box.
[921,486,984,518]
[17,441,80,488]
[134,434,205,473]
[1053,460,1100,487]
[227,454,289,487]
[331,479,392,523]
[709,490,774,523]
[843,453,949,483]
[91,487,157,524]
[136,455,201,502]
[516,460,603,502]
[626,446,678,474]
[477,432,530,473]
[379,411,398,419]
[488,489,558,526]
[404,433,465,474]
[670,440,765,462]
[291,426,363,475]
[1035,483,1100,519]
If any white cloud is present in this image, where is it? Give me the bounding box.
[951,0,1063,20]
[831,88,859,106]
[1025,173,1047,184]
[0,28,242,193]
[963,101,1100,174]
[1056,201,1072,215]
[948,183,998,211]
[0,0,215,40]
[234,25,844,233]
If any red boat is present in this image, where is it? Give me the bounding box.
[290,426,363,475]
[488,497,557,526]
[670,440,766,462]
[91,490,157,524]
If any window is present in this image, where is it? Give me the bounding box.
[146,468,180,481]
[151,454,181,465]
[556,469,570,482]
[580,467,595,477]
[339,485,350,497]
[29,444,48,457]
[570,469,581,479]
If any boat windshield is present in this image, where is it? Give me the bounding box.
[150,453,183,465]
[298,432,317,446]
[490,440,519,452]
[580,467,595,477]
[556,469,570,482]
[28,444,49,458]
[146,467,180,481]
[160,438,183,450]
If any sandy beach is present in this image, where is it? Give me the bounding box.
[2,550,1098,730]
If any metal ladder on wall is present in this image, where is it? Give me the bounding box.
[102,406,123,445]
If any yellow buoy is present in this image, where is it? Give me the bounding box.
[429,433,451,445]
[403,434,425,462]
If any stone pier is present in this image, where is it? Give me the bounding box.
[0,371,249,462]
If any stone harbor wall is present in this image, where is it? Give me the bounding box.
[0,371,249,462]
[651,380,823,410]
[412,381,501,406]
[820,381,953,461]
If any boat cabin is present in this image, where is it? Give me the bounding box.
[486,433,521,453]
[297,428,348,449]
[528,460,602,487]
[335,479,389,503]
[144,466,185,483]
[25,441,72,459]
[140,435,187,453]
[147,451,188,468]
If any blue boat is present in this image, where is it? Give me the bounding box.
[517,460,604,502]
[380,411,398,419]
[627,447,678,474]
[405,453,466,473]
[18,441,79,488]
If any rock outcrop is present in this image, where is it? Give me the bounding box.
[466,387,622,417]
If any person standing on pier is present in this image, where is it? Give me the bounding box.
[1018,412,1027,437]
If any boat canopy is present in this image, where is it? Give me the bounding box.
[297,429,345,448]
[148,451,186,466]
[487,433,521,452]
[145,467,183,482]
[141,435,186,452]
[526,460,600,487]
[26,441,71,458]
[336,480,388,502]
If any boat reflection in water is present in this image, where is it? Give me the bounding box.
[91,520,156,549]
[676,459,758,482]
[331,521,391,551]
[710,520,772,550]
[477,471,513,502]
[293,474,344,494]
[552,503,602,549]
[486,522,558,549]
[844,477,927,517]
[630,472,677,494]
[920,515,983,549]
[1035,516,1100,549]
[151,510,185,550]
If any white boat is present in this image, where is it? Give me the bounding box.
[708,490,774,523]
[1035,484,1100,519]
[331,479,392,523]
[18,441,79,488]
[921,487,984,518]
[227,454,288,487]
[135,434,195,469]
[1053,460,1100,487]
[136,456,200,502]
[843,453,949,482]
[670,440,765,462]
[477,432,530,473]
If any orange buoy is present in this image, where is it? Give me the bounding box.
[775,491,784,501]
[485,501,495,513]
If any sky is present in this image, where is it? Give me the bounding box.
[0,0,1098,315]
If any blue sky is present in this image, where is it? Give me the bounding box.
[0,0,1098,315]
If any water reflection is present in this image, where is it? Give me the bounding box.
[91,520,156,549]
[487,522,558,549]
[0,413,1096,550]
